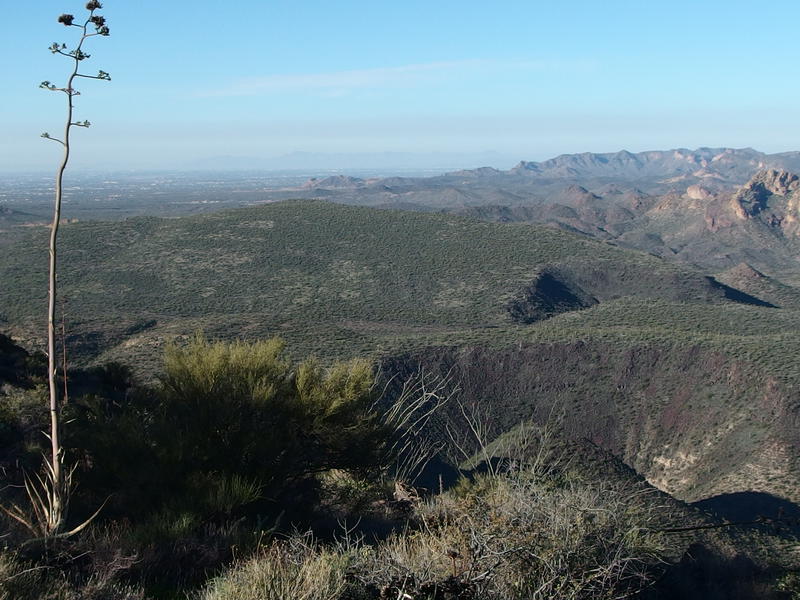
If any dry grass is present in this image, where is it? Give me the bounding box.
[200,462,671,600]
[0,548,143,600]
[199,533,353,600]
[355,469,669,599]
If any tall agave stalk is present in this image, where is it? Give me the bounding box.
[27,1,110,538]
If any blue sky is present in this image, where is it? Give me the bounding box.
[3,1,800,172]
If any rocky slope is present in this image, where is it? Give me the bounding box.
[451,168,800,278]
[382,340,800,506]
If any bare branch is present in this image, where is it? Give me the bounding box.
[377,366,459,484]
[40,133,66,146]
[75,69,111,80]
[39,81,62,92]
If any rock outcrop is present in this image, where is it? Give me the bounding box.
[686,185,713,201]
[731,169,799,218]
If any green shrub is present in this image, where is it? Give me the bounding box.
[68,335,388,527]
[153,335,386,503]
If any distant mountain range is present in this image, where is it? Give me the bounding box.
[506,147,800,183]
[184,147,800,180]
[296,147,800,193]
[278,148,800,277]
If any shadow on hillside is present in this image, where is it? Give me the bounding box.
[506,269,597,323]
[640,543,783,600]
[709,278,777,308]
[693,490,800,526]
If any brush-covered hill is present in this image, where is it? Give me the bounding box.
[0,199,763,369]
[4,200,800,511]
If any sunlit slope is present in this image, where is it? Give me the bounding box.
[5,200,800,507]
[0,199,754,363]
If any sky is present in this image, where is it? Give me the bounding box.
[2,0,800,172]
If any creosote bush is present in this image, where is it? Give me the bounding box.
[66,334,388,527]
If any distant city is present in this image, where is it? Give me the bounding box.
[0,168,452,222]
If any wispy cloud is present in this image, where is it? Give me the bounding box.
[199,58,595,98]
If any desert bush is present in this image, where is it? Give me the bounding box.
[64,335,388,529]
[151,336,387,512]
[318,469,388,514]
[0,551,45,600]
[778,571,800,600]
[349,465,668,599]
[201,462,670,600]
[0,386,48,466]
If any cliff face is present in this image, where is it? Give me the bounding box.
[724,169,800,227]
[382,341,800,505]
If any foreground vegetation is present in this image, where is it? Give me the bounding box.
[0,335,387,597]
[200,470,670,600]
[1,334,798,599]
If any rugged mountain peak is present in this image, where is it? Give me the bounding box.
[673,149,708,166]
[448,166,502,178]
[510,160,540,174]
[731,169,799,219]
[560,184,600,203]
[746,169,800,197]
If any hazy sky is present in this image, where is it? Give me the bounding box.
[3,1,800,172]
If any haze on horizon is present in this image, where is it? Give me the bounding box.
[3,0,800,173]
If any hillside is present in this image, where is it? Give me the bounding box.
[4,199,800,597]
[0,204,40,230]
[0,200,760,368]
[4,201,800,508]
